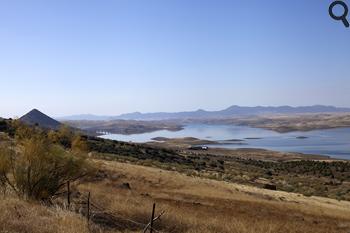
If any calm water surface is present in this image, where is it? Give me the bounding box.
[100,124,350,159]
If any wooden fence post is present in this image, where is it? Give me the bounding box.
[149,203,156,233]
[87,192,91,223]
[67,181,71,209]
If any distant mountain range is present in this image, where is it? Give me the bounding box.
[20,109,62,129]
[58,105,350,121]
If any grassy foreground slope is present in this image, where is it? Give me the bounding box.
[2,158,349,233]
[0,197,89,233]
[85,160,350,233]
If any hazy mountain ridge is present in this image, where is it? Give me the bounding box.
[59,105,350,121]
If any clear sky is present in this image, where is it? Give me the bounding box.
[1,0,350,118]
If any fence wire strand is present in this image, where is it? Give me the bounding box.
[74,193,165,233]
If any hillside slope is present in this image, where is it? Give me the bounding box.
[20,109,62,129]
[76,159,350,233]
[0,197,89,233]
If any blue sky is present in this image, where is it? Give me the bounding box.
[1,0,350,118]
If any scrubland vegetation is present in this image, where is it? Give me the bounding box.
[89,140,350,201]
[0,122,92,201]
[76,161,350,233]
[1,119,350,232]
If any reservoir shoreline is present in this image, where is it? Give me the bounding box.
[100,124,350,160]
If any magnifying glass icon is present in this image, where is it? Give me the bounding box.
[329,1,350,27]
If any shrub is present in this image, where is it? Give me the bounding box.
[0,135,91,201]
[0,120,8,132]
[71,135,89,153]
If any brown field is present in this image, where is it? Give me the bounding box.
[228,113,350,132]
[0,197,89,233]
[74,159,350,233]
[2,158,350,233]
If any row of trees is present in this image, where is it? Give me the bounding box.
[0,121,93,201]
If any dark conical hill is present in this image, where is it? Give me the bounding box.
[20,109,62,129]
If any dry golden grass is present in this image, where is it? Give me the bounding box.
[1,158,350,233]
[0,196,91,233]
[75,160,350,233]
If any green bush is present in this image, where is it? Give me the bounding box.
[0,135,90,201]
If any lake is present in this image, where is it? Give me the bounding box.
[100,124,350,159]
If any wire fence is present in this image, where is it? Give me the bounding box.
[65,181,166,233]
